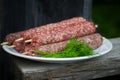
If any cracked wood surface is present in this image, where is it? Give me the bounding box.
[11,38,120,80]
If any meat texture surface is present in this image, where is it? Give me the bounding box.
[5,17,86,44]
[22,21,96,45]
[3,17,100,57]
[23,33,103,56]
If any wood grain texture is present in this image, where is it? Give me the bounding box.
[10,38,120,80]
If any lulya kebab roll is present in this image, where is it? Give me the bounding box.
[4,31,24,45]
[4,17,96,48]
[22,33,103,56]
[22,21,96,45]
[12,20,96,53]
[4,17,86,45]
[2,17,100,57]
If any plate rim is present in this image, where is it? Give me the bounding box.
[2,37,112,63]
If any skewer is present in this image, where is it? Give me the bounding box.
[25,39,32,43]
[22,52,28,55]
[32,53,35,56]
[1,38,32,48]
[95,25,98,28]
[1,42,9,45]
[7,45,15,48]
[15,37,24,42]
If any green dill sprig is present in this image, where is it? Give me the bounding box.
[32,38,94,58]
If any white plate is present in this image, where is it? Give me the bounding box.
[2,38,112,63]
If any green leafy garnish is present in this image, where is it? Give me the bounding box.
[32,38,94,58]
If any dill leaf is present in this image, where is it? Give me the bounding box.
[33,38,94,58]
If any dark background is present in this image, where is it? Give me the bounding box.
[92,0,120,38]
[0,0,120,80]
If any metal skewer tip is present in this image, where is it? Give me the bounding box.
[25,39,32,43]
[15,37,24,42]
[1,42,9,45]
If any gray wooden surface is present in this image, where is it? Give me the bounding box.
[10,38,120,80]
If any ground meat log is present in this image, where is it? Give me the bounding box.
[5,17,86,44]
[22,21,96,46]
[5,31,24,44]
[13,20,96,53]
[22,17,87,41]
[23,33,103,56]
[13,41,25,53]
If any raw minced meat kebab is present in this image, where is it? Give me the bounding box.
[1,17,103,56]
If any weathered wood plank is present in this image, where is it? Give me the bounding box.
[11,38,120,80]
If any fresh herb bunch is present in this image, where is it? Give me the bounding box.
[33,38,94,58]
